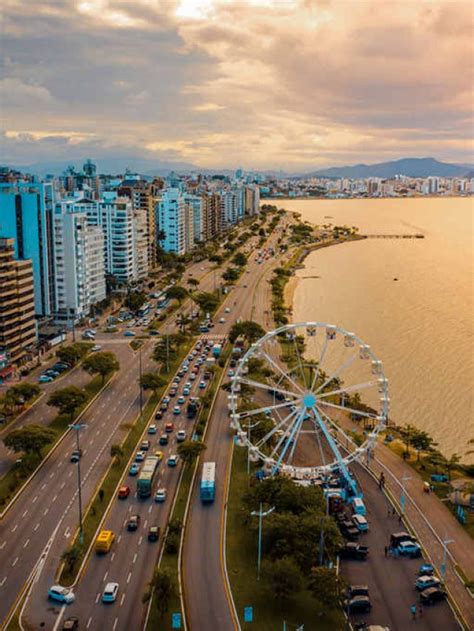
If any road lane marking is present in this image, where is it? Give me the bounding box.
[43,507,49,515]
[41,483,46,490]
[0,577,6,587]
[120,593,125,606]
[132,553,137,564]
[143,520,148,529]
[95,592,101,603]
[12,556,18,567]
[60,482,66,490]
[127,571,132,584]
[32,495,38,503]
[138,535,143,546]
[68,470,73,478]
[86,617,92,629]
[34,522,40,531]
[22,509,28,518]
[117,535,122,544]
[0,542,6,550]
[111,552,115,561]
[50,472,54,479]
[64,527,71,538]
[148,505,152,513]
[113,618,118,631]
[23,538,29,548]
[11,525,17,533]
[52,494,57,502]
[103,571,108,582]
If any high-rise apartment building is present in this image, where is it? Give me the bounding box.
[0,238,37,365]
[118,180,157,269]
[184,194,204,244]
[244,184,260,216]
[158,188,186,255]
[201,193,222,241]
[0,182,56,316]
[53,201,106,322]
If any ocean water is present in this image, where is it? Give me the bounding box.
[281,197,473,461]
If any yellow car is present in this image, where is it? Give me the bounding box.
[154,450,164,461]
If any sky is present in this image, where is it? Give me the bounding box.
[1,0,473,170]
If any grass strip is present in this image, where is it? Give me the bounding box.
[0,373,113,509]
[226,447,344,631]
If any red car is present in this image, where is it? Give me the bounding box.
[118,485,130,499]
[165,422,174,433]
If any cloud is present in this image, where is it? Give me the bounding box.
[1,0,473,169]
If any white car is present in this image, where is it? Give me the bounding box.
[102,582,119,603]
[91,345,102,352]
[48,585,75,604]
[155,488,167,502]
[219,317,225,323]
[224,307,231,313]
[177,430,186,442]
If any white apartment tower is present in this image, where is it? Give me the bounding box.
[53,200,106,321]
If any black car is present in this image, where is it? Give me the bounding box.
[390,531,417,548]
[159,434,169,446]
[345,596,372,613]
[155,411,163,420]
[339,520,360,541]
[127,514,141,531]
[148,525,161,542]
[340,543,369,560]
[420,587,446,606]
[70,450,82,463]
[348,585,369,598]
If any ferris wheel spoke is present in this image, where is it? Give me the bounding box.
[292,335,308,390]
[317,399,378,419]
[314,351,358,395]
[287,414,305,464]
[259,350,305,395]
[315,403,361,453]
[256,407,300,449]
[310,336,329,392]
[235,376,299,401]
[273,408,306,469]
[316,380,377,401]
[237,400,297,419]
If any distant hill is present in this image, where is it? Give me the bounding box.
[304,157,473,179]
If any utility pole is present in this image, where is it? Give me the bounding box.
[139,346,143,416]
[69,423,86,545]
[251,503,275,580]
[441,535,454,581]
[319,490,330,566]
[166,334,170,373]
[400,473,411,515]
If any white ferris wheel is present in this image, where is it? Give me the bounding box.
[229,322,389,496]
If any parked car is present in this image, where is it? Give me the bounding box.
[127,514,141,531]
[352,514,369,532]
[148,525,161,542]
[420,586,446,605]
[38,375,53,383]
[91,345,102,352]
[118,485,130,499]
[339,542,368,560]
[102,582,119,603]
[155,488,167,502]
[124,331,136,337]
[418,563,435,576]
[390,531,416,548]
[415,576,441,591]
[348,585,369,598]
[396,540,422,558]
[48,585,75,604]
[344,595,372,613]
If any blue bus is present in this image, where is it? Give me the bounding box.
[200,462,216,503]
[137,456,160,498]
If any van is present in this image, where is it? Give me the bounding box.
[95,530,115,554]
[351,497,366,516]
[352,514,369,532]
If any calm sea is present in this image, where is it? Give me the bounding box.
[281,197,473,462]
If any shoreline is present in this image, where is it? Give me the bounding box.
[263,194,472,202]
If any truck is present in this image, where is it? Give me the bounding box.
[212,343,222,358]
[200,462,216,503]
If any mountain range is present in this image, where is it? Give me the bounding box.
[4,156,473,179]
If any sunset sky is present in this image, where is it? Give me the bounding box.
[1,0,473,170]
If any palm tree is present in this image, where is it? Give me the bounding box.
[176,313,191,334]
[446,453,461,480]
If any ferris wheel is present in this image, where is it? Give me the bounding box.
[229,323,389,496]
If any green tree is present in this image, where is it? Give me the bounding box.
[193,291,220,314]
[262,556,303,601]
[110,443,124,461]
[56,345,82,366]
[61,543,82,574]
[125,290,147,313]
[222,267,240,282]
[446,453,461,479]
[411,430,437,461]
[308,566,344,606]
[177,440,206,464]
[209,254,223,264]
[7,383,41,404]
[47,386,88,419]
[176,313,191,333]
[232,252,247,267]
[398,423,418,456]
[82,352,119,384]
[4,424,57,459]
[139,372,166,396]
[166,285,188,304]
[148,569,176,617]
[229,320,265,344]
[187,277,200,288]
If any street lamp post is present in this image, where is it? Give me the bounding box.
[319,489,330,566]
[244,420,261,477]
[400,473,411,515]
[139,346,143,416]
[441,535,454,581]
[69,423,86,545]
[250,503,275,580]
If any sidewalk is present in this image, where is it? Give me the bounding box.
[368,443,474,629]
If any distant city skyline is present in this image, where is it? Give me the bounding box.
[2,0,473,169]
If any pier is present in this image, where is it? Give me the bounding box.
[363,233,425,239]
